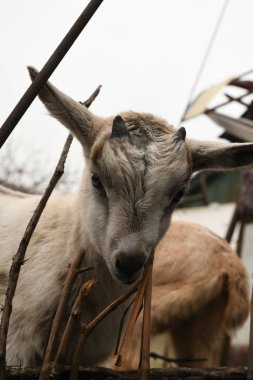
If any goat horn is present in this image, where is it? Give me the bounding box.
[175,126,186,141]
[111,115,130,138]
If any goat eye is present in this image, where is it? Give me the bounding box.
[172,189,185,204]
[91,173,104,191]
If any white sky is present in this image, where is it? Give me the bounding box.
[0,0,253,182]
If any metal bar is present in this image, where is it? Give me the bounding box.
[234,68,253,81]
[0,0,104,149]
[205,90,253,114]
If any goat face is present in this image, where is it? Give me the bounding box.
[84,115,190,283]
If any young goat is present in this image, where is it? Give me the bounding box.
[120,220,249,368]
[0,67,251,366]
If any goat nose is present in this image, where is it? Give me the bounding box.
[116,251,146,277]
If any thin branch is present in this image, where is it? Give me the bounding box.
[0,133,73,380]
[114,299,136,356]
[51,280,97,377]
[114,257,151,368]
[79,85,102,107]
[139,254,154,380]
[39,85,101,380]
[39,249,86,380]
[40,250,84,380]
[70,284,138,380]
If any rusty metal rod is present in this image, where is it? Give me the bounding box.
[0,0,104,149]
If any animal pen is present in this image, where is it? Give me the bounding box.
[1,1,253,379]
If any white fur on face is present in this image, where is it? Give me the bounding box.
[87,121,191,283]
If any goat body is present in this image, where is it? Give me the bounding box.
[123,221,249,368]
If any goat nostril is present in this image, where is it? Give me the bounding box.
[116,252,146,277]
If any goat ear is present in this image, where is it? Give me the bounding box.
[27,66,102,150]
[189,139,253,172]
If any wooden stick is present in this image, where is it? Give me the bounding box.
[39,248,85,380]
[51,280,97,377]
[0,134,73,380]
[70,285,138,380]
[114,257,152,368]
[80,85,102,109]
[114,299,136,356]
[39,85,101,380]
[139,255,154,380]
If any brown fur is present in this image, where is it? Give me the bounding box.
[121,221,249,369]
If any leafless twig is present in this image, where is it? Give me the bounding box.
[51,280,97,377]
[70,284,138,380]
[139,254,154,380]
[79,85,102,107]
[114,299,136,356]
[114,257,151,369]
